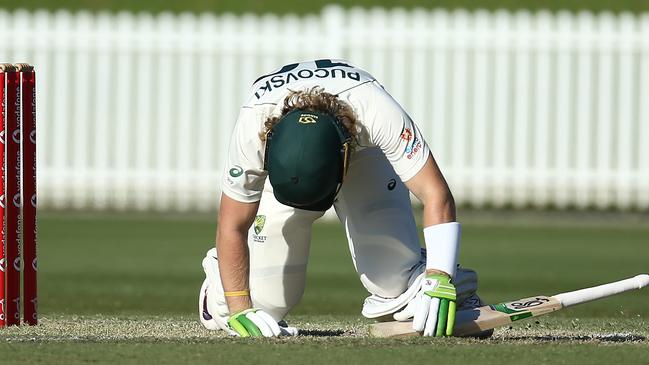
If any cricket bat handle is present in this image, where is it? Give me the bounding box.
[554,274,649,307]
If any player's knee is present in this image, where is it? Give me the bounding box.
[360,272,409,298]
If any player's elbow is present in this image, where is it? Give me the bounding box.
[435,189,456,212]
[421,188,456,223]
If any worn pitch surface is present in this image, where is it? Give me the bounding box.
[0,212,648,364]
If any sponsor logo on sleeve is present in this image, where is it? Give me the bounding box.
[229,165,244,178]
[400,128,413,142]
[400,127,422,159]
[404,135,422,159]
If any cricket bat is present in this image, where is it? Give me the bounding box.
[369,274,649,338]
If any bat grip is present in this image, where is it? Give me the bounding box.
[554,274,649,307]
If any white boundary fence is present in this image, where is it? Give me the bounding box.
[1,6,648,211]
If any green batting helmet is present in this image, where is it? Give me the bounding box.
[263,109,352,211]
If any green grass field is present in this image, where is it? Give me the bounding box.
[1,0,648,13]
[0,211,648,364]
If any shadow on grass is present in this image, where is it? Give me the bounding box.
[298,329,346,337]
[502,334,646,342]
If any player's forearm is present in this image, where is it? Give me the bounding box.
[404,155,460,277]
[216,228,253,312]
[422,196,458,278]
[421,191,456,227]
[215,194,260,313]
[405,154,457,226]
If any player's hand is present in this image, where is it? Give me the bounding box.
[418,274,456,336]
[394,273,457,336]
[227,308,297,337]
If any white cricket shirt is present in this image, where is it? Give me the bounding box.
[222,59,430,203]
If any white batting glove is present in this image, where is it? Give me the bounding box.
[227,308,298,337]
[394,274,457,336]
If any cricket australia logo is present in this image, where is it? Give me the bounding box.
[298,114,318,124]
[254,215,266,234]
[252,215,267,243]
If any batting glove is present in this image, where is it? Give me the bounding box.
[394,274,457,337]
[420,274,456,336]
[227,308,297,337]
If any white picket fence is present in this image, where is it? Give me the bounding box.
[1,6,648,211]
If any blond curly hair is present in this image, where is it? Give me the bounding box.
[259,87,358,145]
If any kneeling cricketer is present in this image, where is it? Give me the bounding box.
[199,59,489,337]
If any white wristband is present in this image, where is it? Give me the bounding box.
[423,222,461,278]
